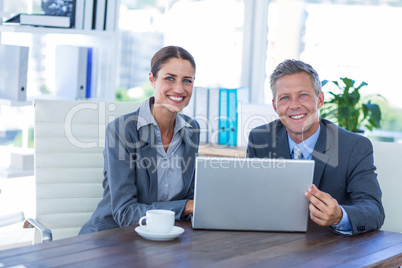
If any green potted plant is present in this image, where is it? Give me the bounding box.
[320,77,382,132]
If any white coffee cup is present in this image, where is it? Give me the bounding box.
[139,209,175,233]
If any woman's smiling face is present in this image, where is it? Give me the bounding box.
[149,58,195,114]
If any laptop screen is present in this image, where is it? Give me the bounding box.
[192,156,315,232]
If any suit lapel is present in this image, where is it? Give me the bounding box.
[312,120,331,187]
[138,124,158,202]
[177,118,195,198]
[275,121,292,159]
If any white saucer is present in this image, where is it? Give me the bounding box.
[135,226,185,241]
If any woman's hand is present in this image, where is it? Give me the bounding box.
[182,200,194,216]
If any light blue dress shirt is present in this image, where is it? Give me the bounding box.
[137,99,191,202]
[287,125,352,233]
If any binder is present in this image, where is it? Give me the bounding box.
[218,89,229,145]
[208,87,220,145]
[89,47,99,98]
[86,48,93,98]
[0,45,29,101]
[55,46,89,99]
[218,87,249,146]
[193,87,209,143]
[183,87,220,144]
[92,0,98,29]
[83,0,95,30]
[95,0,106,30]
[105,0,118,31]
[236,103,278,148]
[182,88,195,118]
[74,0,85,29]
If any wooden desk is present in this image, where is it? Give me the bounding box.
[198,144,247,158]
[1,221,401,267]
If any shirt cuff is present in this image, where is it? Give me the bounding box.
[331,206,352,232]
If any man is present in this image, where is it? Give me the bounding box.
[247,59,384,236]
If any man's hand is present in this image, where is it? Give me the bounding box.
[305,184,343,226]
[182,200,194,216]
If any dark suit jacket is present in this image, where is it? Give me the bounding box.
[79,108,200,235]
[247,118,385,235]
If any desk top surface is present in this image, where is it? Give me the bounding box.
[1,221,401,267]
[198,144,247,158]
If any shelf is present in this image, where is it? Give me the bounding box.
[0,147,34,178]
[0,24,116,38]
[0,98,33,107]
[0,168,33,179]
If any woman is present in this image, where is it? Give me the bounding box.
[79,46,199,234]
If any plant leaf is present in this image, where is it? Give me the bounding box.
[365,102,382,128]
[349,89,360,106]
[341,77,355,91]
[356,81,368,90]
[331,81,341,90]
[320,77,383,132]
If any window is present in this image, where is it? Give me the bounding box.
[265,0,402,138]
[117,0,244,101]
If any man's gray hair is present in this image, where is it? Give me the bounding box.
[270,59,321,99]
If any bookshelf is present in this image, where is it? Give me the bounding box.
[0,0,121,177]
[0,30,119,101]
[0,0,121,101]
[0,24,116,37]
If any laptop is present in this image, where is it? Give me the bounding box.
[192,156,315,232]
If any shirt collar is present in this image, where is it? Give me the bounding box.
[137,97,191,133]
[288,125,321,159]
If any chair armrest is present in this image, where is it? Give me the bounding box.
[23,218,53,243]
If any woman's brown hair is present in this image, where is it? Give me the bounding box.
[150,46,196,78]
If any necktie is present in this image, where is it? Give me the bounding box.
[293,145,302,160]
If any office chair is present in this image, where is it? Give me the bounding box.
[372,141,402,233]
[24,99,140,243]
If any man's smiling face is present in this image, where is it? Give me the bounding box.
[272,72,324,143]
